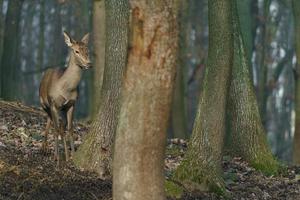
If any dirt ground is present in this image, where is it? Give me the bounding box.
[0,100,300,200]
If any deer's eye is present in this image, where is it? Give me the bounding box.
[75,50,79,54]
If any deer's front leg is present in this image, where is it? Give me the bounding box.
[50,105,61,166]
[67,105,75,157]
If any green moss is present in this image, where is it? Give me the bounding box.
[250,154,279,176]
[165,180,184,199]
[174,159,227,196]
[208,182,231,199]
[165,145,183,157]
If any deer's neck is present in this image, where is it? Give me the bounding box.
[60,52,82,92]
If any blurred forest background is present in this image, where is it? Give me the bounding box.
[0,0,296,162]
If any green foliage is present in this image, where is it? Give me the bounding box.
[165,180,184,199]
[250,155,280,176]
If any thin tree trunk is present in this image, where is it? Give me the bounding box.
[225,0,278,174]
[73,0,129,179]
[113,1,178,199]
[0,0,23,100]
[175,0,233,193]
[0,0,4,75]
[257,0,271,124]
[292,0,300,164]
[37,0,45,81]
[90,0,106,119]
[0,0,3,95]
[50,1,63,66]
[171,0,188,139]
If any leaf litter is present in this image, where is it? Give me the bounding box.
[1,100,300,200]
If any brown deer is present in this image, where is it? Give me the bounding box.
[39,31,91,165]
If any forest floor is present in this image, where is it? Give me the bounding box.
[0,100,300,200]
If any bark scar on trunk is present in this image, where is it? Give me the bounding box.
[145,25,160,59]
[131,6,144,58]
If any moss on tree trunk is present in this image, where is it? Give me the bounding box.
[73,0,129,179]
[174,0,233,193]
[225,0,278,175]
[113,1,178,199]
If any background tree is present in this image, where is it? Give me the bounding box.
[0,0,4,72]
[0,0,23,100]
[170,0,188,139]
[175,0,233,193]
[292,0,300,164]
[36,0,45,81]
[256,0,271,124]
[73,0,129,179]
[113,1,178,199]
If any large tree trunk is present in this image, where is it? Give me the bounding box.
[73,0,129,179]
[292,0,300,164]
[113,1,178,200]
[90,0,106,119]
[225,0,278,174]
[0,0,23,100]
[171,0,188,139]
[175,0,233,193]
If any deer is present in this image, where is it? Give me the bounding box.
[39,31,91,166]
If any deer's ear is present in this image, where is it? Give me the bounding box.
[81,33,89,45]
[63,31,74,47]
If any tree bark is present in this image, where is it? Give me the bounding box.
[90,0,106,119]
[292,0,300,164]
[73,0,129,179]
[0,0,4,75]
[0,0,23,100]
[225,0,278,174]
[175,0,233,193]
[113,1,178,200]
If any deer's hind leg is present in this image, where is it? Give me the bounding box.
[50,105,62,166]
[42,117,51,154]
[66,105,75,158]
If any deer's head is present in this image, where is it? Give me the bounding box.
[63,31,92,69]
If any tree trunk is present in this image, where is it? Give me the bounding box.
[225,0,278,175]
[37,0,45,80]
[175,0,233,193]
[73,0,129,179]
[257,0,271,124]
[0,0,4,75]
[50,1,63,66]
[90,0,106,119]
[292,0,300,164]
[113,1,178,199]
[171,0,188,139]
[0,0,23,100]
